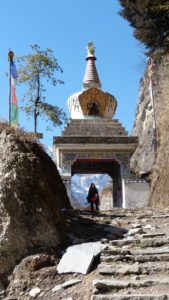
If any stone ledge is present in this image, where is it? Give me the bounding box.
[53,136,138,145]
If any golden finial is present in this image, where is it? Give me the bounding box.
[87,41,95,55]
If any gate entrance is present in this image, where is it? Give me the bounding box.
[53,43,138,210]
[71,158,122,209]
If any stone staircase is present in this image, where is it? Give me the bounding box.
[91,211,169,300]
[61,118,128,137]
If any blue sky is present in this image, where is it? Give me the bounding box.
[0,0,146,148]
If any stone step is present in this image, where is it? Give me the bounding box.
[66,122,125,127]
[93,278,168,290]
[62,131,127,136]
[62,119,128,136]
[62,127,127,132]
[152,214,169,219]
[62,132,128,137]
[141,233,166,239]
[64,128,127,133]
[109,237,169,248]
[65,122,125,128]
[131,247,169,256]
[70,119,121,124]
[63,126,126,130]
[108,239,137,247]
[91,295,169,300]
[102,248,131,256]
[101,254,169,263]
[62,131,127,135]
[98,263,143,275]
[93,279,130,289]
[63,129,127,133]
[98,261,169,275]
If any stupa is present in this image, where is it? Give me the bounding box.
[53,42,149,208]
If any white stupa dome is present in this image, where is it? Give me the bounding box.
[67,42,117,120]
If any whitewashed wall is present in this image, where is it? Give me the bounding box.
[122,179,150,209]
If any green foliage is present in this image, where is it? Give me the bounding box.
[17,44,67,132]
[119,0,169,54]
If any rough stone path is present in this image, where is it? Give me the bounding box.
[91,209,169,300]
[3,208,169,300]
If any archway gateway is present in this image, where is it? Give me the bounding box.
[71,158,122,208]
[53,43,139,209]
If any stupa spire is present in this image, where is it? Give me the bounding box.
[83,41,101,90]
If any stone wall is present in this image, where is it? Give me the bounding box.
[0,127,70,275]
[122,179,150,209]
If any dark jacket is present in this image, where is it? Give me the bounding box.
[87,186,99,203]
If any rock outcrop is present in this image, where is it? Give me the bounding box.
[130,65,155,174]
[0,124,70,275]
[131,54,169,206]
[149,54,169,206]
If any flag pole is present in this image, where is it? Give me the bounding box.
[8,50,14,125]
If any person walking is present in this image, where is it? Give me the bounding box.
[87,183,99,211]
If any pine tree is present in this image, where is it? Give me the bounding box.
[119,0,169,54]
[17,44,67,133]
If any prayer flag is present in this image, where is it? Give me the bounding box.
[10,60,18,126]
[10,61,18,79]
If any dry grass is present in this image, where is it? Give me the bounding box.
[0,120,49,161]
[0,120,39,141]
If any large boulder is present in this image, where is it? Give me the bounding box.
[0,125,70,275]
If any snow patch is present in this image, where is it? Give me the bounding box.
[71,174,112,209]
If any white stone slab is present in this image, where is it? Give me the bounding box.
[57,241,105,275]
[57,250,94,274]
[66,241,106,257]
